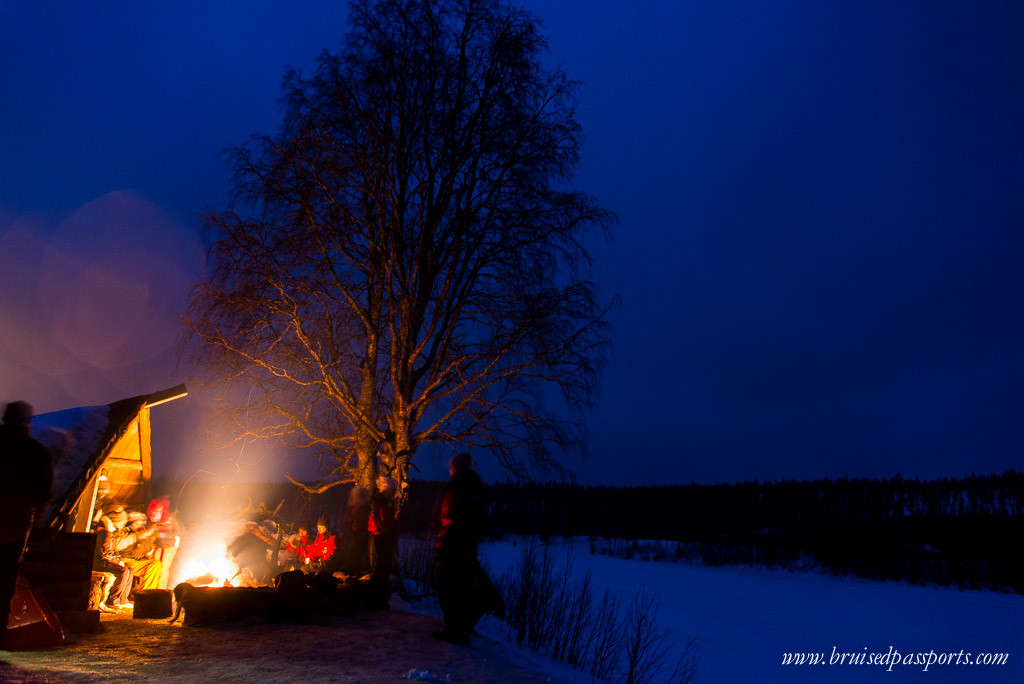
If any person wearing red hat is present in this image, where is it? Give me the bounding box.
[146,496,181,588]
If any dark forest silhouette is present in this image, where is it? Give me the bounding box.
[157,470,1024,593]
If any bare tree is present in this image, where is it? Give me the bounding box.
[185,0,614,492]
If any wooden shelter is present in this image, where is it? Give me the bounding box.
[21,384,187,632]
[33,384,187,532]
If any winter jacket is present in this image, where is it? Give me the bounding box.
[308,531,337,561]
[435,469,485,556]
[113,527,158,561]
[286,533,315,564]
[0,423,53,543]
[345,503,370,537]
[368,494,397,538]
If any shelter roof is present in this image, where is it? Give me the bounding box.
[30,384,186,528]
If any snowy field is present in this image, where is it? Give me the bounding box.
[478,538,1023,683]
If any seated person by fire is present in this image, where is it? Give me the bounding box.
[89,496,184,612]
[281,517,338,573]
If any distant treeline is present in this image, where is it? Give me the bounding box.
[154,471,1024,591]
[405,471,1024,591]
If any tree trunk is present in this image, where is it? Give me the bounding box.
[392,427,415,510]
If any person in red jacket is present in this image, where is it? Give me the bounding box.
[285,524,315,569]
[308,517,337,572]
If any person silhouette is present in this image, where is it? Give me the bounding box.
[0,401,54,642]
[433,453,502,644]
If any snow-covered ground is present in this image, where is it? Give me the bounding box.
[4,535,1017,682]
[479,538,1023,683]
[2,598,581,684]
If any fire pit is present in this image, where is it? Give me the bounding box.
[133,589,172,619]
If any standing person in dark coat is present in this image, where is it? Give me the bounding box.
[367,476,398,608]
[433,452,502,644]
[0,401,54,639]
[337,486,370,577]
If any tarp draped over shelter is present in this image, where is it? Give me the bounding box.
[29,383,186,532]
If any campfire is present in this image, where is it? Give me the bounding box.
[177,544,244,587]
[171,513,290,589]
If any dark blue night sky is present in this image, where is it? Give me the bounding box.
[1,1,1022,485]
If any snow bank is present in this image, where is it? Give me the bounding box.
[481,537,1024,683]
